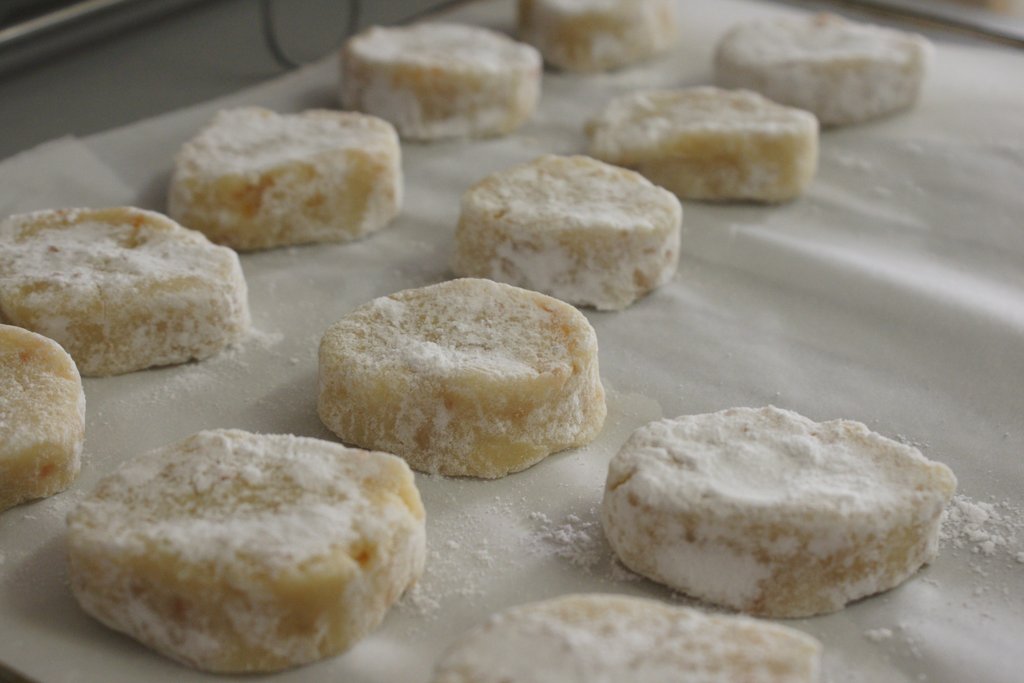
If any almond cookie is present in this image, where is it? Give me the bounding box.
[0,325,85,512]
[341,23,541,140]
[318,278,606,478]
[601,406,957,618]
[432,593,822,682]
[518,0,678,72]
[453,155,682,310]
[715,14,931,126]
[0,207,250,376]
[587,87,818,203]
[67,429,425,673]
[168,107,402,251]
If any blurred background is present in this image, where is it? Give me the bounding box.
[2,0,1022,159]
[0,0,448,158]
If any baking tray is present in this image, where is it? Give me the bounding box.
[1,1,1022,681]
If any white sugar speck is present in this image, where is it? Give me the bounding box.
[864,627,893,643]
[527,510,604,570]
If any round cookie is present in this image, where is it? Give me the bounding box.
[714,14,932,127]
[0,207,250,377]
[0,325,85,512]
[340,23,542,140]
[453,155,682,310]
[518,0,678,72]
[66,429,426,673]
[318,278,606,478]
[601,406,958,618]
[586,87,819,203]
[168,107,402,251]
[431,593,823,683]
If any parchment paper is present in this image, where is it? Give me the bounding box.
[1,1,1022,682]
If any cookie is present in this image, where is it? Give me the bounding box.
[715,14,931,126]
[601,406,957,617]
[318,278,606,478]
[168,107,402,251]
[0,207,250,376]
[0,325,85,512]
[453,155,682,310]
[518,0,678,72]
[67,429,425,672]
[587,87,818,203]
[341,23,541,140]
[432,593,822,682]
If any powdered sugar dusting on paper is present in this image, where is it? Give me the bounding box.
[527,510,604,570]
[941,494,1024,561]
[399,488,520,620]
[863,627,893,643]
[399,389,660,622]
[112,326,283,406]
[859,623,926,666]
[522,506,642,582]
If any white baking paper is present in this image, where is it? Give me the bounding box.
[1,1,1022,682]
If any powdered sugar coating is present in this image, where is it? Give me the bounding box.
[0,207,250,376]
[714,14,931,126]
[318,278,606,478]
[0,325,84,512]
[341,23,541,140]
[587,87,818,202]
[517,0,678,72]
[453,155,681,310]
[431,593,822,683]
[66,429,426,673]
[601,406,957,617]
[168,107,402,251]
[346,23,538,70]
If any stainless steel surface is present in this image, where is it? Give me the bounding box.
[0,0,209,75]
[793,0,1024,46]
[260,0,360,69]
[0,0,185,43]
[0,0,451,159]
[0,660,37,683]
